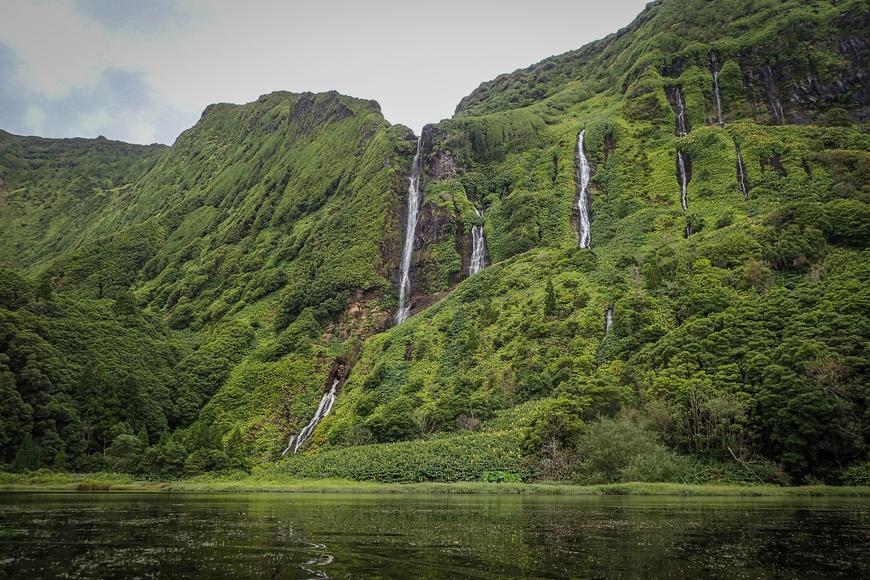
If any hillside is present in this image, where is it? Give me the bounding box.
[1,0,868,484]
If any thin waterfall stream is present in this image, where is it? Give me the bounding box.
[576,129,592,248]
[764,65,785,124]
[677,150,692,237]
[735,143,749,199]
[282,379,339,455]
[396,138,423,325]
[605,308,613,333]
[711,53,723,125]
[469,208,487,275]
[666,86,690,136]
[677,150,689,211]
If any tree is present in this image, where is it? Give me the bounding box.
[35,276,53,302]
[365,396,420,443]
[106,434,146,472]
[0,362,32,462]
[522,396,588,455]
[112,289,137,316]
[0,269,33,310]
[12,433,40,471]
[544,279,556,317]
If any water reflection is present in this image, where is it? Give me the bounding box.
[0,493,867,578]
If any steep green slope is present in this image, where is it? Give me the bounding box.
[38,92,412,325]
[291,0,869,483]
[0,131,165,271]
[0,91,420,469]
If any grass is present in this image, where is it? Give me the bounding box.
[2,472,869,497]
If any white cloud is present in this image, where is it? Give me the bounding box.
[0,0,110,98]
[23,105,46,133]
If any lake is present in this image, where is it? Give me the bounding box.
[0,492,867,578]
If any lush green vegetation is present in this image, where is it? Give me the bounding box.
[0,269,186,470]
[2,470,869,497]
[0,0,867,487]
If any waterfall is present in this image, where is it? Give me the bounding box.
[576,129,592,248]
[666,87,690,136]
[711,53,723,125]
[396,138,423,325]
[677,150,689,211]
[469,208,487,275]
[605,308,613,333]
[735,143,749,200]
[772,97,785,124]
[675,89,688,136]
[764,65,785,124]
[282,379,339,455]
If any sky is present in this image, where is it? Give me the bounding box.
[0,0,650,145]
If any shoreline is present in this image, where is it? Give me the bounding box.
[2,474,869,497]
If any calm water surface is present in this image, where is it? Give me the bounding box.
[0,492,867,578]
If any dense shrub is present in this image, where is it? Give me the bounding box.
[840,462,870,486]
[277,431,524,483]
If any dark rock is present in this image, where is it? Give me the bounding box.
[428,148,460,180]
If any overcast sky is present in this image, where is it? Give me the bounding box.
[0,0,649,145]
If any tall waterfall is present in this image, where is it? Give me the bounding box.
[576,129,592,248]
[469,208,487,275]
[677,150,689,211]
[735,143,749,199]
[711,53,723,125]
[605,308,613,333]
[282,379,339,455]
[396,138,423,325]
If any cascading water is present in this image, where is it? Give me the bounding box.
[469,208,487,275]
[396,138,423,325]
[605,308,613,333]
[576,129,592,248]
[282,379,339,455]
[771,97,785,124]
[676,90,688,135]
[711,53,723,125]
[763,65,785,124]
[666,86,690,136]
[677,150,692,237]
[677,150,689,211]
[735,143,749,200]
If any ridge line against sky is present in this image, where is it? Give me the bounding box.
[0,0,649,145]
